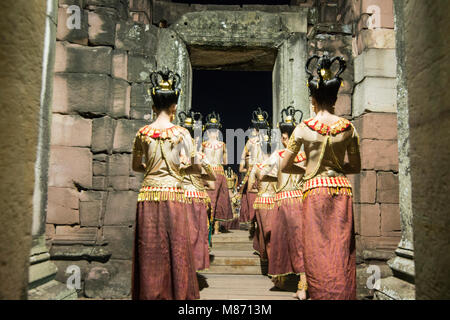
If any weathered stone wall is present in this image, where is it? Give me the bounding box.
[47,0,154,298]
[0,0,46,299]
[299,0,401,299]
[349,0,400,299]
[403,0,450,300]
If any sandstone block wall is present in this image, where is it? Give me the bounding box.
[46,0,152,298]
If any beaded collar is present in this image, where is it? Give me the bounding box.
[202,141,224,150]
[304,117,351,136]
[139,125,184,139]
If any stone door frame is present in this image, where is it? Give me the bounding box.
[155,9,310,126]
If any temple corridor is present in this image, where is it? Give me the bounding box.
[199,230,296,300]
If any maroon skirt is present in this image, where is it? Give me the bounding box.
[239,192,249,223]
[254,207,276,261]
[246,192,258,223]
[302,188,356,300]
[207,174,233,222]
[132,200,200,300]
[269,200,304,276]
[215,174,233,222]
[186,201,210,272]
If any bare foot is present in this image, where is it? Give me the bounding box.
[292,290,307,300]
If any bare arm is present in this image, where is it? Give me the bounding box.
[248,165,258,191]
[239,144,248,173]
[280,126,306,175]
[342,125,361,174]
[222,143,228,165]
[200,160,216,181]
[281,151,306,175]
[132,133,146,173]
[258,152,278,182]
[181,132,202,175]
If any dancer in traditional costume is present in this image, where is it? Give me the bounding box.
[131,68,201,300]
[260,106,308,300]
[281,53,361,300]
[224,167,241,230]
[202,112,233,234]
[179,111,215,273]
[249,133,278,263]
[238,108,269,227]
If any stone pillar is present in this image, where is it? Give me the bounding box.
[373,0,415,300]
[155,27,192,118]
[0,0,46,299]
[272,13,309,125]
[27,0,77,300]
[403,0,450,299]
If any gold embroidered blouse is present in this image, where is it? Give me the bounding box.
[132,125,195,192]
[286,117,361,191]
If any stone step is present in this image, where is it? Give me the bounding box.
[212,230,251,243]
[202,264,266,275]
[211,242,255,251]
[198,274,296,300]
[210,230,254,250]
[210,250,262,266]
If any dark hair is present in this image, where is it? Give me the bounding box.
[205,111,222,131]
[279,106,303,138]
[251,107,269,130]
[149,67,181,111]
[178,110,202,138]
[279,123,295,138]
[153,91,179,111]
[260,130,277,155]
[308,84,339,108]
[305,53,346,109]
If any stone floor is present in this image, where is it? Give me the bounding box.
[198,230,299,300]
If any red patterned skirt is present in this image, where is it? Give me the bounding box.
[302,187,356,300]
[268,197,304,277]
[239,192,249,223]
[246,192,258,223]
[186,201,210,272]
[207,174,233,223]
[132,200,200,300]
[253,197,276,261]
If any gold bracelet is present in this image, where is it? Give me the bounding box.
[298,274,308,291]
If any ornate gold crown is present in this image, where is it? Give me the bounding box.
[280,106,303,126]
[251,107,269,130]
[205,111,221,130]
[149,67,182,96]
[178,110,202,130]
[306,52,346,89]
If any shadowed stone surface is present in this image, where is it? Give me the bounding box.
[49,146,92,189]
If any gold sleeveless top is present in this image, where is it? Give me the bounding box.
[287,117,360,197]
[132,125,194,202]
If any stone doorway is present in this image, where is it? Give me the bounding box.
[155,9,310,125]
